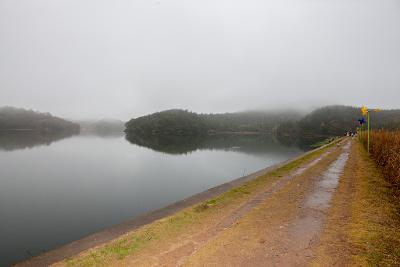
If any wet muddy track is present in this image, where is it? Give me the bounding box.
[122,140,350,266]
[267,141,351,266]
[154,150,336,266]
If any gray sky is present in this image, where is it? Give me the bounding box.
[1,0,399,120]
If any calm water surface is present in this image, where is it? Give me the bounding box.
[0,132,304,266]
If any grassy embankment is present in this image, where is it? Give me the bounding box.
[310,136,338,149]
[312,132,400,266]
[59,139,342,266]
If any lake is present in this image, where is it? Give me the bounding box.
[0,132,304,266]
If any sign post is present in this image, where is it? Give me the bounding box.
[358,117,366,141]
[360,106,380,154]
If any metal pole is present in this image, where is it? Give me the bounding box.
[362,124,364,139]
[367,112,370,153]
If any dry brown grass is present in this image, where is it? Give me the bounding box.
[361,130,400,187]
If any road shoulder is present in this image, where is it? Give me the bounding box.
[311,140,400,266]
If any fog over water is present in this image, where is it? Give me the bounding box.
[1,0,399,119]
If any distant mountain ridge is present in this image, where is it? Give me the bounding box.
[0,106,80,133]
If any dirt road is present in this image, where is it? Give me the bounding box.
[57,140,351,266]
[149,141,351,266]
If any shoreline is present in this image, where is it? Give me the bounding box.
[16,142,334,267]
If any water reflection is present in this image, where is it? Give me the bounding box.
[0,131,309,154]
[125,133,303,155]
[1,132,305,266]
[80,130,125,139]
[0,131,79,151]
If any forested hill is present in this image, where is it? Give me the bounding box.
[125,106,400,147]
[0,106,80,133]
[277,105,400,145]
[298,106,400,134]
[202,110,303,133]
[125,109,302,137]
[125,109,208,136]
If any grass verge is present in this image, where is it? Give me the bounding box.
[310,136,340,149]
[312,140,400,266]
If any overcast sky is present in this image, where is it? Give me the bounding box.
[0,0,399,120]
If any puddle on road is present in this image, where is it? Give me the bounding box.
[304,142,351,210]
[168,144,339,264]
[209,149,335,233]
[279,141,352,264]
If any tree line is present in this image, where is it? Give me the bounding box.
[125,109,302,137]
[0,106,80,133]
[277,105,400,146]
[125,106,400,148]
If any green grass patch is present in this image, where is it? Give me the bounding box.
[310,136,339,149]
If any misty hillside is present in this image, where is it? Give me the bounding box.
[202,110,303,133]
[0,106,80,133]
[278,105,400,145]
[125,109,208,137]
[125,109,303,137]
[78,119,125,133]
[126,106,400,147]
[300,105,400,134]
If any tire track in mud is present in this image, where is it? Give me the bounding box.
[263,140,352,266]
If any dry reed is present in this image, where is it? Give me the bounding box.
[361,130,400,187]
